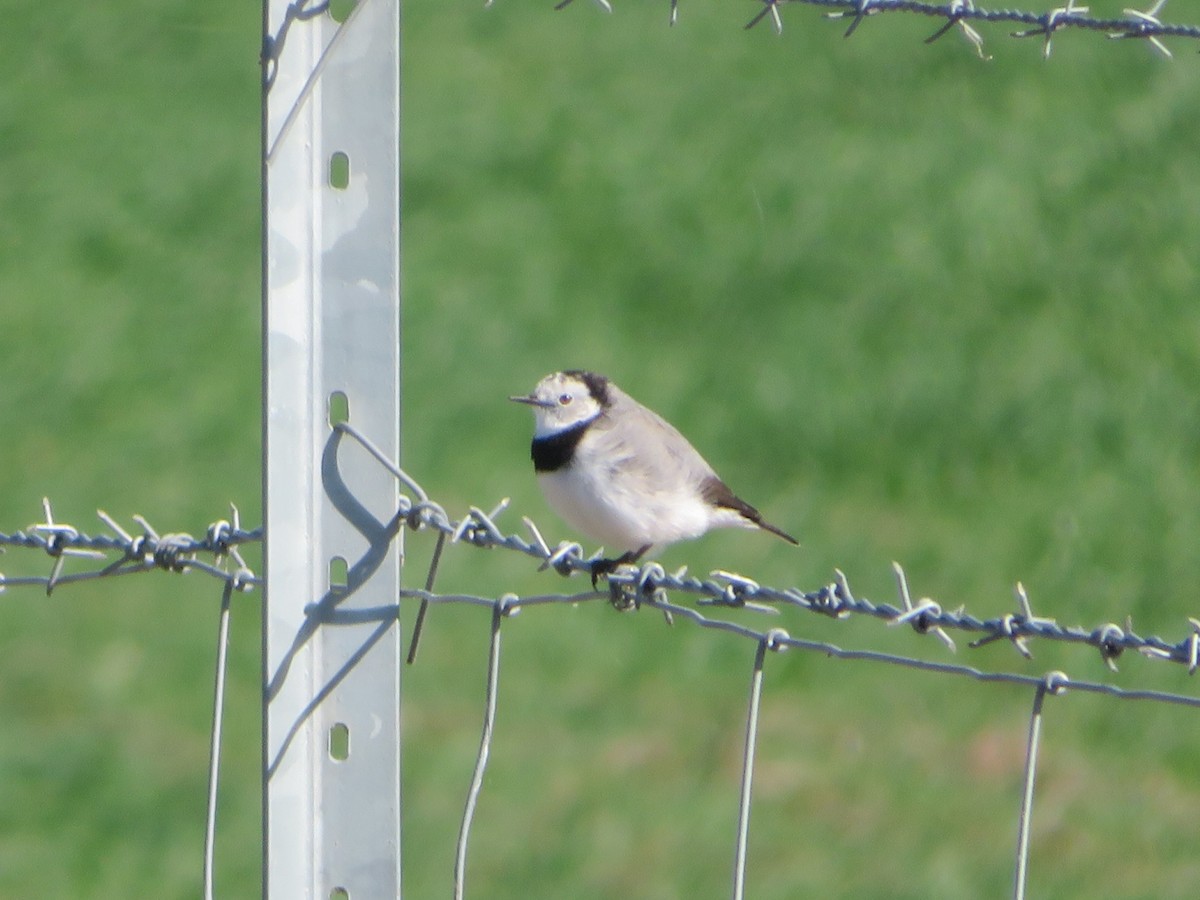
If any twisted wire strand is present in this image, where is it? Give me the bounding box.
[2,423,1197,898]
[330,420,1200,677]
[493,0,1200,57]
[2,433,1197,682]
[0,500,260,594]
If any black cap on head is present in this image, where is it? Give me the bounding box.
[563,370,611,408]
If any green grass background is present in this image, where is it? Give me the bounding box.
[2,1,1199,897]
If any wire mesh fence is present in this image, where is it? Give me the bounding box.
[4,417,1198,897]
[8,1,1200,897]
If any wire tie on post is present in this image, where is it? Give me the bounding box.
[223,506,254,587]
[404,499,449,535]
[335,421,430,502]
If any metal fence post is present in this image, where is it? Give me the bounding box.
[262,1,403,897]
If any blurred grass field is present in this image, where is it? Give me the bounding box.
[2,1,1199,897]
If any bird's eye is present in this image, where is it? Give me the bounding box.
[558,393,573,405]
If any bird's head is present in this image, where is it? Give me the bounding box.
[510,370,611,437]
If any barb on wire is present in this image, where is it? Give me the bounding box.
[775,0,1200,56]
[1109,0,1174,57]
[924,0,991,58]
[0,501,261,595]
[504,0,1200,57]
[323,420,1200,676]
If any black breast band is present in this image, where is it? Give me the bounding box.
[531,420,591,472]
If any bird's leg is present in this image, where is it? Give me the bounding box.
[590,543,651,591]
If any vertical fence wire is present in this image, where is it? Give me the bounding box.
[732,631,780,900]
[203,579,235,900]
[1012,672,1063,900]
[454,596,512,900]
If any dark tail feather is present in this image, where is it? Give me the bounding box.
[752,515,799,545]
[701,476,799,546]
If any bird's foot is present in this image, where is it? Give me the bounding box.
[589,546,650,591]
[589,556,619,590]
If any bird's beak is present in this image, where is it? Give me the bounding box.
[510,394,554,408]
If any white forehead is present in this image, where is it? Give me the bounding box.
[534,371,590,399]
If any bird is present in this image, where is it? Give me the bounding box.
[511,370,797,586]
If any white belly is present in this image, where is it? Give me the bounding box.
[537,465,718,553]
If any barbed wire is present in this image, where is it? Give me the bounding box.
[324,421,1200,676]
[500,0,1200,58]
[315,415,1200,897]
[0,497,260,595]
[263,0,1200,69]
[310,417,1196,900]
[0,499,258,899]
[5,423,1196,675]
[4,422,1199,897]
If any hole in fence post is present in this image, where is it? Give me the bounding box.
[329,556,349,594]
[329,888,350,900]
[329,723,350,761]
[328,391,350,426]
[328,0,357,23]
[329,152,350,190]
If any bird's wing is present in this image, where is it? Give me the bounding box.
[700,475,798,544]
[592,388,717,495]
